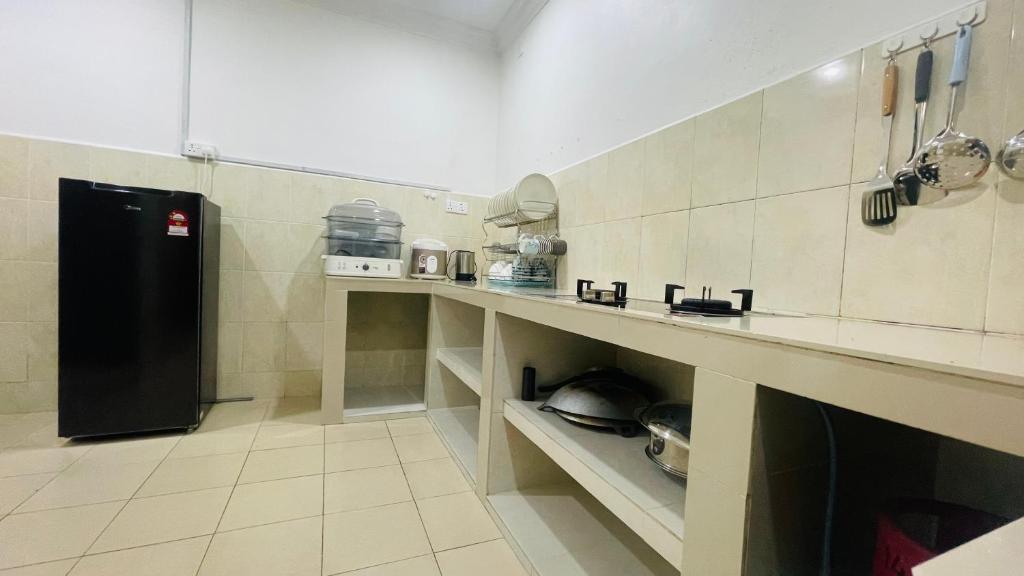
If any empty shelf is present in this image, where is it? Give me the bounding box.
[428,406,479,483]
[436,347,483,396]
[344,386,425,419]
[489,485,679,575]
[504,399,685,566]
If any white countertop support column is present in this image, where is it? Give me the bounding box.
[321,285,349,425]
[682,368,758,576]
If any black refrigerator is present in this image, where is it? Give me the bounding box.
[58,178,219,438]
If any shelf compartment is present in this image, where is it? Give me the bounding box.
[488,484,678,576]
[435,347,483,396]
[343,386,425,419]
[504,399,685,566]
[428,406,480,483]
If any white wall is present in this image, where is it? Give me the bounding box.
[496,0,974,190]
[0,0,981,196]
[0,0,186,154]
[0,0,500,196]
[188,0,500,195]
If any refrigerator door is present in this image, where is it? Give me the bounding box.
[59,179,204,437]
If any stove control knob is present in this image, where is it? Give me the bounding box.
[362,264,370,271]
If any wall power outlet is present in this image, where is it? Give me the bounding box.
[445,197,469,215]
[182,142,218,159]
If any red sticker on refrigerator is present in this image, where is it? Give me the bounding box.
[167,210,189,237]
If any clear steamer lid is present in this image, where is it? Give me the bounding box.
[325,198,403,226]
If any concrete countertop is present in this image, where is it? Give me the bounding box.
[327,276,1024,389]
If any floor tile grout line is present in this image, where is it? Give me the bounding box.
[69,533,215,562]
[321,423,326,576]
[68,432,186,574]
[10,452,260,514]
[386,424,438,562]
[331,553,440,575]
[432,535,505,556]
[0,472,61,518]
[392,417,501,560]
[3,431,99,514]
[195,400,269,576]
[214,511,325,536]
[8,444,200,515]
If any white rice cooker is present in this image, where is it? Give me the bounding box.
[409,239,448,280]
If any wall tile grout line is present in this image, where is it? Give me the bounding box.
[835,49,869,320]
[978,0,1020,333]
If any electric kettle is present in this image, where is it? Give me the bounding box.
[448,250,477,282]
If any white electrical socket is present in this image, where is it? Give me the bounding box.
[445,197,469,215]
[182,142,218,159]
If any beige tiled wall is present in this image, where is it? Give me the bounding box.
[555,0,1024,335]
[0,137,486,413]
[345,292,428,389]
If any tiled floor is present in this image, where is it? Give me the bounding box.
[0,400,527,576]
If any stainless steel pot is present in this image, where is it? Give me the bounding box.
[636,403,693,478]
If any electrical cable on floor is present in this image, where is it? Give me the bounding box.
[213,397,254,403]
[815,401,837,576]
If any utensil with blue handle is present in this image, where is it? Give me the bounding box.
[914,24,991,190]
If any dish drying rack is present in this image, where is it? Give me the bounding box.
[483,202,562,289]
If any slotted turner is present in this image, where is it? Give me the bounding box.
[862,57,899,226]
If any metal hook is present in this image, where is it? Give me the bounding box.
[956,7,979,26]
[885,39,902,61]
[919,25,939,48]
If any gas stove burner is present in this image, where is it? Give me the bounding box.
[664,284,753,317]
[577,279,628,308]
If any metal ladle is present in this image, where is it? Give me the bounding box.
[997,129,1024,180]
[914,24,991,190]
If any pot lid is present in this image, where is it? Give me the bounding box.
[638,403,693,437]
[540,378,650,423]
[326,198,403,226]
[645,422,691,449]
[411,238,448,250]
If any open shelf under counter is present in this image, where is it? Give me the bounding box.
[428,406,479,483]
[342,386,425,420]
[488,484,679,576]
[503,399,685,566]
[435,347,483,396]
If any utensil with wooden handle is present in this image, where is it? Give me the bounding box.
[862,57,899,226]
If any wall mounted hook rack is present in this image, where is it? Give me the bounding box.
[881,1,987,58]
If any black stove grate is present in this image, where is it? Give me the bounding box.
[664,284,753,317]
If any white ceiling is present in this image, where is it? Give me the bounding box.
[299,0,548,52]
[375,0,517,31]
